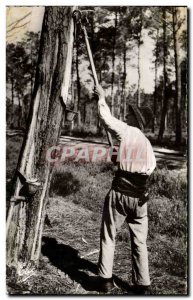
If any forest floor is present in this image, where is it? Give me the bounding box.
[6,134,188,295]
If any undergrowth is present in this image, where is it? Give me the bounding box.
[6,136,188,295]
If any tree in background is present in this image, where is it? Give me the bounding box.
[131,7,144,108]
[157,8,170,142]
[24,31,40,97]
[6,6,188,145]
[7,43,29,128]
[104,7,119,116]
[171,7,185,145]
[117,6,133,120]
[6,43,16,128]
[6,32,40,129]
[148,7,163,133]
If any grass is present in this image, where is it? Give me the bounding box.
[50,162,113,213]
[6,136,188,295]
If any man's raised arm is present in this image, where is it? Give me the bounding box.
[94,85,127,141]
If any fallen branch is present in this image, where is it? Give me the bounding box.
[80,249,99,259]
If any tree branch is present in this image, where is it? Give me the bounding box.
[7,21,30,33]
[7,12,31,28]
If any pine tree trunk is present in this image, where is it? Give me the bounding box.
[117,66,122,120]
[10,75,14,129]
[97,116,100,132]
[30,44,34,98]
[173,7,182,145]
[18,95,22,129]
[158,9,168,142]
[165,113,168,130]
[83,102,86,124]
[77,110,81,127]
[137,9,143,108]
[75,33,81,111]
[111,10,118,116]
[71,53,81,127]
[6,6,75,272]
[89,105,92,129]
[152,28,159,133]
[122,44,127,119]
[137,38,141,107]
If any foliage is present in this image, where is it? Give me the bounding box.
[6,7,187,142]
[6,31,40,129]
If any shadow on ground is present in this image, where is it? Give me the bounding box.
[49,172,81,197]
[41,236,134,294]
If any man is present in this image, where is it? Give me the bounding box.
[90,85,156,294]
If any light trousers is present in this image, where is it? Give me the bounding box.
[98,189,150,286]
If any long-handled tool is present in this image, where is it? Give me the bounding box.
[73,10,113,147]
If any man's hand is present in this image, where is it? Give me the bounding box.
[93,85,105,99]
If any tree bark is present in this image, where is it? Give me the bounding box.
[75,31,81,112]
[117,65,122,120]
[172,7,182,145]
[137,8,143,108]
[83,102,86,124]
[137,38,141,107]
[17,95,22,129]
[10,75,14,129]
[30,43,34,98]
[111,10,118,116]
[122,44,127,119]
[158,8,168,142]
[152,28,159,133]
[6,6,75,272]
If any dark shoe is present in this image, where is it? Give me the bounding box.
[132,285,151,295]
[88,276,115,293]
